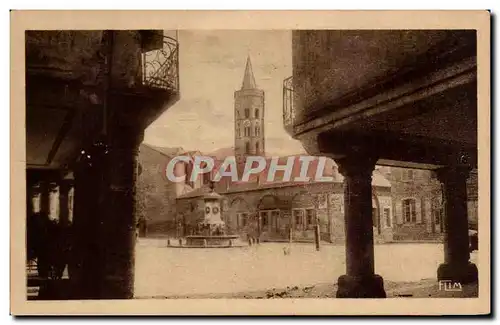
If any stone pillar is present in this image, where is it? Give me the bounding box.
[58,179,73,226]
[39,180,51,217]
[101,129,143,299]
[436,166,478,284]
[335,155,386,298]
[48,182,59,221]
[70,147,105,298]
[70,129,142,299]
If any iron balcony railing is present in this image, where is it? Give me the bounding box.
[141,35,179,92]
[282,76,295,135]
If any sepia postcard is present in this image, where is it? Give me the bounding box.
[10,10,491,316]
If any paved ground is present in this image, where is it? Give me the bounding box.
[134,239,479,298]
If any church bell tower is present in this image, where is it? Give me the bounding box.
[234,56,265,162]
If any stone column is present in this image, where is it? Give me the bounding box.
[335,155,386,298]
[39,180,51,217]
[436,166,478,284]
[70,129,142,299]
[58,179,73,226]
[100,128,143,299]
[70,146,106,298]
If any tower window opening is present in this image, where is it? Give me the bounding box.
[245,108,250,118]
[255,109,259,118]
[255,126,260,136]
[245,141,250,154]
[256,141,260,153]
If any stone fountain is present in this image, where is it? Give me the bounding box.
[170,186,245,248]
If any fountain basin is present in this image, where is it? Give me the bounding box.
[167,235,247,248]
[186,235,241,247]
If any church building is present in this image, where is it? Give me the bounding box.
[137,56,478,244]
[174,56,395,243]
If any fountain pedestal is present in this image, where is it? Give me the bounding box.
[173,188,246,248]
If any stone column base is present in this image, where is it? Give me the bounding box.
[336,274,386,298]
[437,262,478,284]
[100,278,135,299]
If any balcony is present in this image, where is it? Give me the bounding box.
[25,31,181,170]
[26,31,180,94]
[282,76,295,136]
[141,35,179,93]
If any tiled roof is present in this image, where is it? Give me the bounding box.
[141,143,184,158]
[177,186,213,199]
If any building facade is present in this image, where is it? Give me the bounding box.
[378,166,478,242]
[176,166,394,244]
[377,167,444,241]
[174,57,394,243]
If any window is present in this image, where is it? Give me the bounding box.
[434,209,441,225]
[403,169,415,181]
[293,208,315,230]
[255,109,259,118]
[237,212,247,228]
[271,210,280,230]
[255,141,260,153]
[306,209,315,229]
[384,208,391,227]
[259,210,279,231]
[293,209,304,230]
[245,141,250,154]
[244,126,251,137]
[261,211,269,227]
[255,126,260,136]
[403,198,417,223]
[245,108,250,118]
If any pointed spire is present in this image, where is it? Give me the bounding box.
[241,56,257,89]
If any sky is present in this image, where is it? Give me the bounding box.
[144,30,306,156]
